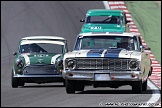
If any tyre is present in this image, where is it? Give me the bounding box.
[132,81,142,94]
[65,80,76,94]
[18,80,25,86]
[142,79,147,91]
[148,66,153,76]
[11,70,18,88]
[63,80,66,87]
[76,81,85,91]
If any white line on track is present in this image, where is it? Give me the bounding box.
[102,1,110,9]
[102,1,161,107]
[140,79,161,107]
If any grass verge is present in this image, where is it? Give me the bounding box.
[125,1,161,64]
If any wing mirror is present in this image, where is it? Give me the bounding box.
[140,45,145,52]
[13,52,17,56]
[126,20,130,24]
[145,47,151,50]
[140,45,151,52]
[80,19,85,22]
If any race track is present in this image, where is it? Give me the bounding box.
[1,1,161,107]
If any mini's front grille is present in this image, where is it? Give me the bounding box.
[23,64,59,75]
[74,58,131,70]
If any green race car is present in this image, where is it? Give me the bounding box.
[80,9,130,33]
[12,36,68,88]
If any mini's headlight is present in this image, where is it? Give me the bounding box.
[57,59,63,66]
[16,59,24,68]
[129,60,139,70]
[66,59,76,70]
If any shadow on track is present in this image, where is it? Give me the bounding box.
[76,89,161,94]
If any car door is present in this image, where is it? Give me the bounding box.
[138,36,151,80]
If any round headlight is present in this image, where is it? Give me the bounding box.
[129,60,139,70]
[16,59,24,68]
[67,59,76,70]
[57,59,63,66]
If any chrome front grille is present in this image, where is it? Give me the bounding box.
[23,64,60,75]
[75,58,130,70]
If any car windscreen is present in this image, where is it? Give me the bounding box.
[74,35,139,51]
[19,43,64,54]
[85,16,121,24]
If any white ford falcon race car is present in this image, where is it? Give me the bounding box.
[62,32,152,94]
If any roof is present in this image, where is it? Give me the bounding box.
[86,9,124,16]
[78,32,138,37]
[20,40,65,45]
[21,36,66,40]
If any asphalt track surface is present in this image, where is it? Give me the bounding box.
[1,1,161,107]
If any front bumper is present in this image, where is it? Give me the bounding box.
[62,70,142,81]
[14,74,62,78]
[13,74,64,83]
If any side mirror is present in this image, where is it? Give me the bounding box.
[145,47,151,50]
[126,20,130,24]
[140,45,145,52]
[140,45,151,52]
[80,19,85,22]
[13,52,17,56]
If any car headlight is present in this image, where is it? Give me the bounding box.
[129,59,140,70]
[56,59,63,67]
[16,59,24,68]
[66,59,76,70]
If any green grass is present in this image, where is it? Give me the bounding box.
[125,1,161,64]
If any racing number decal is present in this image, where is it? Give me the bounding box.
[91,26,102,29]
